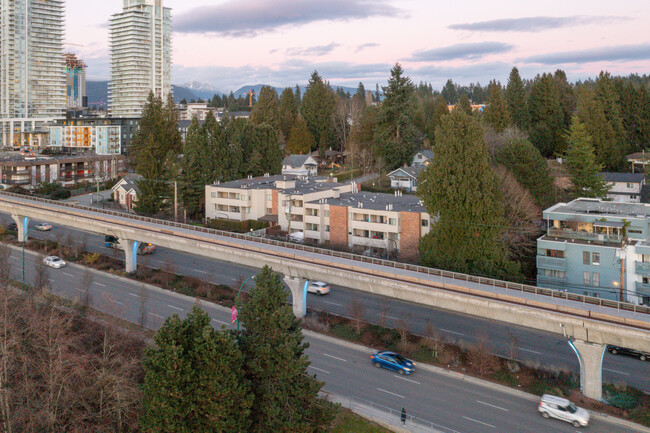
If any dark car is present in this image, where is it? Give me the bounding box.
[607,345,649,361]
[370,351,415,375]
[6,222,17,232]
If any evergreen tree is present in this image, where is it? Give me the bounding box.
[250,86,279,129]
[278,88,298,140]
[374,63,417,169]
[286,115,316,154]
[141,306,253,433]
[248,124,283,177]
[528,73,565,156]
[418,109,519,280]
[457,94,473,116]
[505,67,530,129]
[427,96,449,146]
[553,70,576,131]
[355,82,366,99]
[496,137,555,208]
[295,84,302,106]
[131,92,181,215]
[564,116,608,198]
[238,266,335,433]
[441,79,458,104]
[300,71,335,151]
[483,80,510,132]
[594,71,627,166]
[576,88,626,171]
[179,117,209,218]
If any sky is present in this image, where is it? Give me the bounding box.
[66,0,650,93]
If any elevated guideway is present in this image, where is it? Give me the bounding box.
[1,191,649,400]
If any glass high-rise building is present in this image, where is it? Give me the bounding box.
[109,0,172,118]
[0,0,66,149]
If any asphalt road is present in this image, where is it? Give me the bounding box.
[5,246,644,433]
[2,214,649,394]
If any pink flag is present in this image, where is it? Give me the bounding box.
[231,306,238,325]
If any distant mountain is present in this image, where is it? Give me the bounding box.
[183,81,222,100]
[231,84,358,99]
[85,80,201,107]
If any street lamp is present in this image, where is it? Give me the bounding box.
[22,225,38,287]
[235,274,255,331]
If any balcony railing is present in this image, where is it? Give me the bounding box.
[537,275,567,286]
[635,261,650,276]
[635,281,650,296]
[548,228,622,244]
[537,256,566,271]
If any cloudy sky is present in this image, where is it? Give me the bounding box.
[66,0,650,92]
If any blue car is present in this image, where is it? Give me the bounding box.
[370,351,415,375]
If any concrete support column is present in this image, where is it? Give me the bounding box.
[123,239,140,273]
[284,276,308,318]
[568,340,606,401]
[11,214,30,242]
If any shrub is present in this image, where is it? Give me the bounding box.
[51,188,71,200]
[81,252,101,265]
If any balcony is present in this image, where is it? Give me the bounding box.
[547,228,622,244]
[350,236,389,249]
[636,261,650,276]
[635,282,650,296]
[537,256,566,271]
[537,275,567,286]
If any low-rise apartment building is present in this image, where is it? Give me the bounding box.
[537,198,650,305]
[0,154,126,188]
[601,172,645,203]
[48,118,139,155]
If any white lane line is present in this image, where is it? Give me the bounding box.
[129,293,141,298]
[74,288,86,293]
[520,348,542,355]
[323,353,347,362]
[212,319,229,326]
[193,269,208,274]
[477,400,509,412]
[386,315,400,320]
[377,388,405,399]
[63,272,74,278]
[440,328,464,336]
[9,257,18,261]
[93,282,106,287]
[323,300,344,307]
[149,313,165,319]
[463,416,495,428]
[393,375,420,384]
[109,299,123,306]
[168,305,183,312]
[604,368,630,376]
[308,366,331,375]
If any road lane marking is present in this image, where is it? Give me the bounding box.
[463,416,495,428]
[168,305,183,312]
[129,293,141,298]
[93,282,106,287]
[74,288,86,293]
[477,400,509,412]
[440,328,464,336]
[520,348,542,355]
[604,368,630,376]
[308,366,331,375]
[393,375,420,384]
[377,388,405,399]
[109,299,123,306]
[63,272,74,278]
[193,268,208,274]
[323,301,344,307]
[212,319,229,326]
[386,316,400,320]
[323,353,347,362]
[149,313,165,319]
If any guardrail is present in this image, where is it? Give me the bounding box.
[1,190,649,316]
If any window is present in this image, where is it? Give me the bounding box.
[266,194,272,201]
[542,269,565,278]
[592,272,600,286]
[583,271,591,286]
[583,251,590,265]
[325,225,330,232]
[210,192,216,199]
[592,252,600,265]
[389,218,397,226]
[628,229,642,235]
[266,208,272,214]
[421,220,428,227]
[627,182,634,188]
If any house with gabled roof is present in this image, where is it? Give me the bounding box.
[281,154,319,176]
[387,165,425,192]
[411,149,433,166]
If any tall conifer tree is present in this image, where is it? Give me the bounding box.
[564,116,608,198]
[528,73,565,156]
[505,67,530,129]
[300,71,335,151]
[278,88,298,140]
[250,86,279,130]
[484,80,510,132]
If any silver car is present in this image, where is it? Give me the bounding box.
[43,256,66,269]
[538,394,589,427]
[307,281,330,295]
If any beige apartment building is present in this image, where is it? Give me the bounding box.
[205,175,432,260]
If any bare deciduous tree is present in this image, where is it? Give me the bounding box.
[467,332,500,377]
[33,253,50,293]
[396,312,412,346]
[349,297,366,334]
[424,320,445,359]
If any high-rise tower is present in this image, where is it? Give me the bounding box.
[109,0,172,118]
[65,53,87,110]
[0,0,66,148]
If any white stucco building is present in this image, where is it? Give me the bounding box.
[0,0,67,149]
[109,0,172,118]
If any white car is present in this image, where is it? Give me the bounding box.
[43,256,66,269]
[35,223,52,231]
[307,281,330,295]
[538,394,589,428]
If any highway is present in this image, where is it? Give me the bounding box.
[5,245,645,433]
[2,214,648,393]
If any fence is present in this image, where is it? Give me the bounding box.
[1,190,649,317]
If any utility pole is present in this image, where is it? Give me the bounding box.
[174,180,178,222]
[620,251,625,302]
